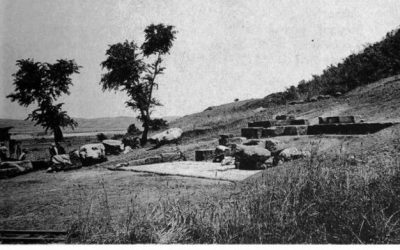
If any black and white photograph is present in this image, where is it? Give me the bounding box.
[1,0,400,245]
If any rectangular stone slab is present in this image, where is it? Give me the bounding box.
[249,119,308,128]
[308,123,395,135]
[116,161,261,182]
[241,127,263,139]
[318,116,355,124]
[195,149,215,161]
[248,121,277,128]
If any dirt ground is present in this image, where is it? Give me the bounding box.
[0,164,235,230]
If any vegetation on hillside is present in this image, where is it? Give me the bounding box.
[265,27,400,105]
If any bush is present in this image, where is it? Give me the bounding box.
[111,134,124,140]
[286,27,400,101]
[127,123,141,135]
[149,118,168,131]
[96,133,107,141]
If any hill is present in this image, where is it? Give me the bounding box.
[170,74,400,138]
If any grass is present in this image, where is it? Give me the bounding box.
[68,146,400,244]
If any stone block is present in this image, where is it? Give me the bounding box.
[248,121,276,128]
[195,149,215,161]
[318,116,355,124]
[234,145,271,170]
[226,137,247,145]
[308,122,395,135]
[241,127,263,139]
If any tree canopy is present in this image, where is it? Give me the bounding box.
[7,58,81,142]
[100,23,177,145]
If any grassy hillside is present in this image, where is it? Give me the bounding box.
[170,74,400,138]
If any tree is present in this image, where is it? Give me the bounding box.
[7,58,81,142]
[100,23,177,145]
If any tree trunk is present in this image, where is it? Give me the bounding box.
[141,121,149,146]
[54,126,64,143]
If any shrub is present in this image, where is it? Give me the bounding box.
[127,123,141,135]
[96,133,108,141]
[149,118,168,131]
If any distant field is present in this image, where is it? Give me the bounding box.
[0,116,179,135]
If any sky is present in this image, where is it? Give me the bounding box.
[1,0,399,120]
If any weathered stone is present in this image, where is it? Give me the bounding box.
[264,138,284,152]
[221,156,235,166]
[102,139,124,155]
[289,119,309,125]
[79,143,107,165]
[243,139,265,147]
[276,115,288,120]
[150,128,183,146]
[262,126,285,137]
[225,137,247,145]
[264,157,274,168]
[308,123,395,135]
[215,145,231,157]
[0,160,33,178]
[234,145,271,170]
[291,125,308,135]
[195,149,214,161]
[278,147,309,161]
[318,116,355,124]
[218,134,236,145]
[241,127,263,139]
[317,94,331,100]
[248,121,276,128]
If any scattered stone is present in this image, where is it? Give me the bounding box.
[123,146,133,154]
[160,151,187,162]
[79,143,107,166]
[317,94,331,100]
[225,137,247,146]
[264,157,274,168]
[221,156,235,166]
[233,145,271,170]
[149,128,183,146]
[214,145,231,162]
[264,138,284,152]
[195,149,214,161]
[0,160,33,178]
[218,134,234,145]
[102,139,124,155]
[243,139,265,147]
[278,147,310,162]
